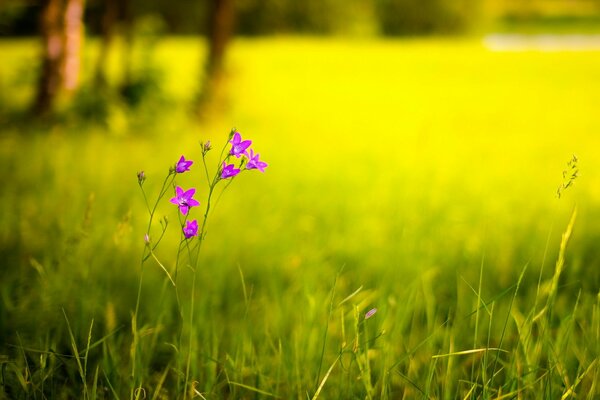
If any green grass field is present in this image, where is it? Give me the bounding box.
[1,36,599,399]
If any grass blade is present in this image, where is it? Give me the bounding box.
[63,308,88,399]
[228,381,280,398]
[432,348,509,359]
[311,354,340,400]
[561,359,597,400]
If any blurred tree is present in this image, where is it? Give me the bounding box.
[196,0,235,112]
[0,0,40,36]
[93,0,118,87]
[206,0,234,81]
[236,0,358,34]
[33,0,86,115]
[375,0,478,35]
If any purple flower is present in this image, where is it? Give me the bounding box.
[221,162,240,179]
[229,132,252,158]
[246,149,268,173]
[175,155,193,173]
[169,186,200,215]
[183,220,198,239]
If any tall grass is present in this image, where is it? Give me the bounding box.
[0,36,599,398]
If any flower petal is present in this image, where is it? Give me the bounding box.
[182,188,196,199]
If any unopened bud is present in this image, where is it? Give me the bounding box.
[228,128,237,140]
[202,140,212,154]
[137,171,146,185]
[365,308,377,320]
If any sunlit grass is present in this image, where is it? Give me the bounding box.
[0,36,599,398]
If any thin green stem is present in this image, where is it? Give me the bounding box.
[142,173,176,262]
[181,141,229,396]
[315,270,340,393]
[139,182,151,215]
[132,170,176,394]
[201,152,211,186]
[183,269,197,399]
[471,254,485,384]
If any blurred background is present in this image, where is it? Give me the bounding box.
[2,0,600,116]
[0,0,600,396]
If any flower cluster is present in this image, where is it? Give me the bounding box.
[135,129,268,393]
[220,131,268,179]
[164,130,267,239]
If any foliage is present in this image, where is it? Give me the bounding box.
[375,0,479,35]
[1,0,477,37]
[236,0,379,35]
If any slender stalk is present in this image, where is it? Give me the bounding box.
[470,254,485,385]
[201,151,211,186]
[136,172,175,320]
[142,173,176,262]
[182,139,229,396]
[315,271,340,393]
[132,171,175,394]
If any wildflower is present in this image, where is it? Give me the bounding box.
[175,155,193,173]
[246,149,268,172]
[169,186,200,215]
[229,132,252,158]
[365,308,377,320]
[183,220,198,239]
[144,233,150,244]
[221,162,240,179]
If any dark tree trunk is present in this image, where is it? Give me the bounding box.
[120,0,134,89]
[206,0,235,78]
[94,0,118,87]
[34,0,64,115]
[196,0,235,112]
[33,0,86,115]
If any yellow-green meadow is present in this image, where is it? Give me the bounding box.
[1,36,599,398]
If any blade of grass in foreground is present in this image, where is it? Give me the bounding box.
[314,267,342,392]
[546,207,577,318]
[311,354,340,400]
[62,309,90,399]
[432,348,509,359]
[227,381,280,398]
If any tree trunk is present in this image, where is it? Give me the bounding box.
[120,0,134,90]
[62,0,86,91]
[34,0,64,115]
[94,0,119,87]
[206,0,235,78]
[33,0,86,115]
[196,0,235,112]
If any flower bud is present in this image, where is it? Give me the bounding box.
[137,171,146,185]
[365,308,377,320]
[228,128,237,140]
[202,140,212,155]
